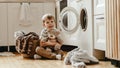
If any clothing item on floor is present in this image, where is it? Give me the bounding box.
[64,48,99,68]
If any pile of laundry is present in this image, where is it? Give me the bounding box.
[64,48,99,68]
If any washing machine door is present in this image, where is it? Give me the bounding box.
[59,7,80,34]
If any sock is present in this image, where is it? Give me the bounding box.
[56,54,61,60]
[34,54,42,59]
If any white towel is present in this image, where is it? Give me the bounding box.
[19,3,31,26]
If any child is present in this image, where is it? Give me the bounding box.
[36,14,64,60]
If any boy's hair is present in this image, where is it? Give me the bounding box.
[42,14,55,23]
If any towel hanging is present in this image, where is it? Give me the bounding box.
[19,3,32,26]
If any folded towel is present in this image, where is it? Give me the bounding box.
[19,3,31,26]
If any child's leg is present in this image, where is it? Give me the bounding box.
[55,49,64,56]
[46,47,52,52]
[36,46,56,59]
[54,43,62,50]
[54,49,64,60]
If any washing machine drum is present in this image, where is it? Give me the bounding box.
[59,7,80,33]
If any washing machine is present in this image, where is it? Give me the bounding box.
[58,0,93,55]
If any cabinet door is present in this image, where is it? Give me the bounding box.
[94,15,106,51]
[0,3,8,46]
[8,3,22,45]
[94,0,105,15]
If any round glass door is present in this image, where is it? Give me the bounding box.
[59,7,80,33]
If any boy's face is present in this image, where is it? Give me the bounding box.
[43,18,55,30]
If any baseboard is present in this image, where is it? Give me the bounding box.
[61,44,78,52]
[93,49,105,61]
[93,49,120,67]
[0,46,16,52]
[0,44,78,52]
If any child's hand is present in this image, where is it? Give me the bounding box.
[55,29,60,36]
[47,41,57,46]
[54,43,61,50]
[40,41,56,47]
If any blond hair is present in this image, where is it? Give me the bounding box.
[42,14,55,23]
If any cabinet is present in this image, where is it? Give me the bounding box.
[0,3,55,46]
[94,0,105,15]
[93,0,106,51]
[0,3,8,46]
[94,15,106,51]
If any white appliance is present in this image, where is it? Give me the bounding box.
[58,0,93,55]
